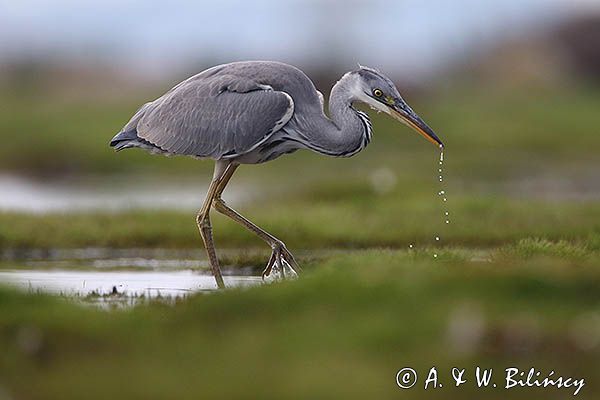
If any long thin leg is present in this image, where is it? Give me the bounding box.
[212,164,300,278]
[196,162,231,289]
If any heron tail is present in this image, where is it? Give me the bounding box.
[110,130,138,151]
[109,129,166,154]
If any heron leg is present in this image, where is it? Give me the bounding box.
[212,165,300,280]
[196,162,231,289]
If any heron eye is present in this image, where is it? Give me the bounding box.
[373,89,383,97]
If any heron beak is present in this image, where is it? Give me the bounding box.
[388,102,444,148]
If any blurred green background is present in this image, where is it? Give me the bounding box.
[0,1,599,399]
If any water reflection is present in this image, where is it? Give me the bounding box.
[0,269,261,297]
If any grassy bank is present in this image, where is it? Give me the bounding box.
[1,84,599,399]
[1,194,598,251]
[2,85,598,252]
[1,249,599,399]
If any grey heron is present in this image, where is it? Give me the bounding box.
[110,61,443,289]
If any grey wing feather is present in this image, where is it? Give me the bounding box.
[132,74,294,159]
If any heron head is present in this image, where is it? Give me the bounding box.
[350,66,443,148]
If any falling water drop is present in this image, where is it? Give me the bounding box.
[414,146,449,258]
[434,147,450,259]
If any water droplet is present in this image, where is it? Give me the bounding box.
[409,244,413,249]
[434,149,449,256]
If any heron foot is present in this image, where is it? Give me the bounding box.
[261,242,300,281]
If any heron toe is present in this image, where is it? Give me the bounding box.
[261,244,299,281]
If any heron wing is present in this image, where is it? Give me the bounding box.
[133,74,294,159]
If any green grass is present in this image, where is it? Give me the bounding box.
[1,84,599,399]
[1,250,599,399]
[1,194,598,251]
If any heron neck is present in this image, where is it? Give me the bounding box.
[300,76,371,157]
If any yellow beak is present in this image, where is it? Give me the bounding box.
[389,106,444,148]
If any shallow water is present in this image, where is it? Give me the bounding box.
[0,269,260,297]
[0,248,264,307]
[0,174,251,212]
